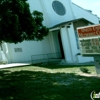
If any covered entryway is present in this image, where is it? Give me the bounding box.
[50,18,94,63]
[51,30,65,59]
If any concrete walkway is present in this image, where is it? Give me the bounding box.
[0,63,30,69]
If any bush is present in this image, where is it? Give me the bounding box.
[80,67,90,73]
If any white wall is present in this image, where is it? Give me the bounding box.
[60,22,94,63]
[8,31,63,63]
[7,0,98,63]
[28,0,47,26]
[28,0,99,27]
[72,3,99,24]
[52,30,61,53]
[8,35,52,63]
[60,27,73,62]
[42,0,74,27]
[67,23,78,62]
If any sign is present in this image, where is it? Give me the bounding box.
[77,24,100,55]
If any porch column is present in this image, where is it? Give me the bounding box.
[60,26,73,62]
[67,23,78,62]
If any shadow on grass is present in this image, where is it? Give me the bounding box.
[0,69,100,100]
[37,64,94,69]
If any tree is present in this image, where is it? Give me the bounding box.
[0,0,49,44]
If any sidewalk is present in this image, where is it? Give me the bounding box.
[0,63,30,69]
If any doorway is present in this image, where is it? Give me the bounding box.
[51,30,65,59]
[58,31,65,59]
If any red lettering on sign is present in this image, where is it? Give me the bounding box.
[77,24,100,38]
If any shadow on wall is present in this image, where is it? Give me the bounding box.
[0,69,100,100]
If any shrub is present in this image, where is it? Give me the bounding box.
[80,67,90,73]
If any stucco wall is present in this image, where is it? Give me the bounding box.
[8,35,52,63]
[73,21,94,63]
[7,31,62,63]
[52,30,61,53]
[6,0,99,63]
[42,0,74,27]
[72,3,99,24]
[28,0,47,26]
[28,0,75,27]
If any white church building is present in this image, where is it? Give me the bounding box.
[1,0,100,64]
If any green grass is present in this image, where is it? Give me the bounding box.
[0,65,100,100]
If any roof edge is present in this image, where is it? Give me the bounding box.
[49,18,94,29]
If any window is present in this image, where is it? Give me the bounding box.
[75,31,80,49]
[52,1,66,16]
[14,48,22,52]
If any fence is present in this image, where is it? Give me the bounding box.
[31,52,62,64]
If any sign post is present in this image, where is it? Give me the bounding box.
[77,24,100,74]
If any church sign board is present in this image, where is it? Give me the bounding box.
[77,24,100,74]
[77,24,100,56]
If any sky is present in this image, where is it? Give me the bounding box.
[71,0,100,17]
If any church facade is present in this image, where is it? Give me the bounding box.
[2,0,99,64]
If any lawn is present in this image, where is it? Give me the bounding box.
[0,64,100,100]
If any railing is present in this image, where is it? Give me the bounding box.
[31,52,62,64]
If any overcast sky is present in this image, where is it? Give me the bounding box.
[71,0,100,17]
